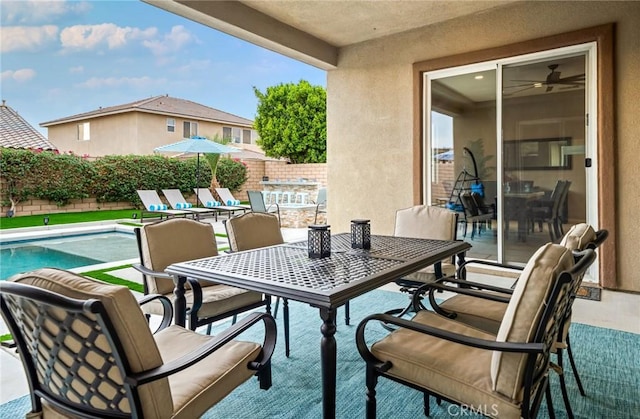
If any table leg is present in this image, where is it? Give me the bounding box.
[173,275,187,327]
[320,307,337,419]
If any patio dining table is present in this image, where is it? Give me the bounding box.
[165,233,471,419]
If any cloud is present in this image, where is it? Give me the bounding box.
[1,69,37,82]
[0,26,59,53]
[69,66,84,74]
[142,25,195,57]
[60,24,157,51]
[75,76,167,89]
[1,0,91,25]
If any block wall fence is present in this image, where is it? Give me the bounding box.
[0,161,328,218]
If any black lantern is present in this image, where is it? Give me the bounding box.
[43,216,49,226]
[351,219,371,249]
[308,224,331,259]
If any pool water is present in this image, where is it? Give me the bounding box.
[1,232,138,280]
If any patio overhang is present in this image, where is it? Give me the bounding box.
[142,0,519,70]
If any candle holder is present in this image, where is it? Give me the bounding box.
[308,224,331,259]
[351,219,371,249]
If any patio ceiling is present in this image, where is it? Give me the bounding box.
[143,0,519,69]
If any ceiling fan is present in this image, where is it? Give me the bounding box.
[505,64,585,95]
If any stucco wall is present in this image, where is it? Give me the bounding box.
[327,1,640,291]
[47,112,253,157]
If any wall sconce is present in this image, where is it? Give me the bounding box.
[351,219,371,249]
[308,224,331,259]
[132,213,138,220]
[43,216,49,226]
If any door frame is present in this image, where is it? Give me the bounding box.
[412,24,615,288]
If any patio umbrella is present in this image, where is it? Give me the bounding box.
[154,136,239,205]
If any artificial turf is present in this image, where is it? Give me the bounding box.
[0,209,144,229]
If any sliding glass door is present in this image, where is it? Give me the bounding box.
[425,45,595,266]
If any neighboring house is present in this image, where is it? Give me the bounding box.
[0,100,56,150]
[40,95,258,157]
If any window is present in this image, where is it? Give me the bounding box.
[243,129,252,144]
[232,127,241,143]
[77,122,90,141]
[183,121,198,138]
[223,127,232,141]
[167,118,175,132]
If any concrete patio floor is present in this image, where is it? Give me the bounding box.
[1,219,638,405]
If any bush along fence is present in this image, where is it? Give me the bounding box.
[0,148,245,218]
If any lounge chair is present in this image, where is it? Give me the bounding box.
[194,188,247,218]
[136,189,191,222]
[215,187,252,210]
[161,188,218,221]
[247,190,280,225]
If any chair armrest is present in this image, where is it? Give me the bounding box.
[456,258,524,279]
[138,294,173,332]
[133,263,205,318]
[355,312,543,369]
[431,277,515,295]
[127,312,277,386]
[132,263,173,280]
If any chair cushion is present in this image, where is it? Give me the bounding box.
[140,218,219,295]
[154,325,261,419]
[394,205,457,241]
[142,284,264,319]
[10,268,173,418]
[439,294,506,334]
[371,310,522,418]
[403,262,456,284]
[226,212,284,251]
[491,243,574,400]
[560,223,597,251]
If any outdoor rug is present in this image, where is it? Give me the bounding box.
[1,290,638,418]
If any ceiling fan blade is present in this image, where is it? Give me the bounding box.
[558,74,585,82]
[503,86,536,96]
[504,83,539,88]
[546,85,554,93]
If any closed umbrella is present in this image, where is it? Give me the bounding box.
[154,136,239,205]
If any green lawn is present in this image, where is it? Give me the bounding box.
[0,209,145,229]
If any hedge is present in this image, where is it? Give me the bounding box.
[0,148,246,207]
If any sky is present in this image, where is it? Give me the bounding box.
[0,0,327,135]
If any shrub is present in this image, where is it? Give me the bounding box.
[0,148,94,206]
[0,148,213,209]
[216,158,248,192]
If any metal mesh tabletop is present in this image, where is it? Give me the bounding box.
[171,235,468,294]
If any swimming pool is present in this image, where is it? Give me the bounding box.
[1,232,138,280]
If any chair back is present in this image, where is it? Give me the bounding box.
[193,188,217,205]
[316,188,327,205]
[394,205,457,241]
[490,244,595,404]
[161,188,193,209]
[137,189,164,210]
[247,191,269,213]
[215,187,236,204]
[225,212,284,251]
[136,218,218,295]
[1,269,172,418]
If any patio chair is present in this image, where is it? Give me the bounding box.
[224,212,290,356]
[313,187,327,223]
[161,188,218,221]
[247,190,280,225]
[529,180,571,241]
[356,243,596,419]
[424,223,608,417]
[193,187,247,218]
[0,268,276,419]
[382,205,458,323]
[136,189,192,222]
[215,187,252,210]
[133,217,271,333]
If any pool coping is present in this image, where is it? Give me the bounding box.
[0,220,136,244]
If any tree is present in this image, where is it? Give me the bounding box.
[253,80,326,163]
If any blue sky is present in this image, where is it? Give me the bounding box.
[1,0,327,135]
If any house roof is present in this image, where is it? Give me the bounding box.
[0,101,57,150]
[40,95,254,128]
